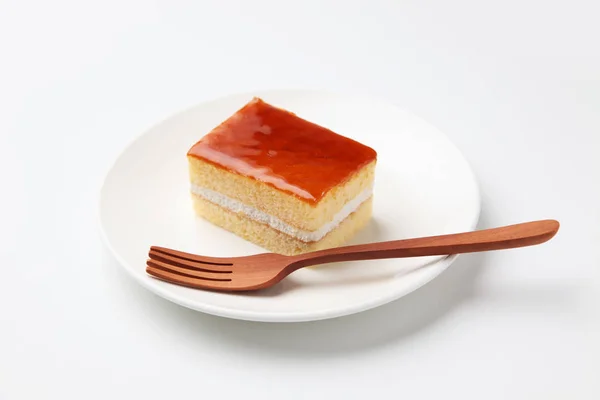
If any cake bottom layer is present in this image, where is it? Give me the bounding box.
[192,194,373,255]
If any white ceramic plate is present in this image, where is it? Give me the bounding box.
[99,89,480,322]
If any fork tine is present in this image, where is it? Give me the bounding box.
[147,259,232,281]
[148,250,233,273]
[150,246,233,265]
[146,266,235,291]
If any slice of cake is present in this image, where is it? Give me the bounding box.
[187,97,377,255]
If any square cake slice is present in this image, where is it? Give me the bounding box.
[187,97,377,255]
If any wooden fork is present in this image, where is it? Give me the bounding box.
[146,219,559,292]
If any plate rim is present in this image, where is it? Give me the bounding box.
[97,88,481,323]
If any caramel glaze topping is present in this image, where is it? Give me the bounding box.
[187,98,377,205]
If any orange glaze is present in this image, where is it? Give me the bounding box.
[187,98,377,204]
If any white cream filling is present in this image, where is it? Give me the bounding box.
[190,183,373,242]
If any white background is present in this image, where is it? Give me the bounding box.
[1,0,599,399]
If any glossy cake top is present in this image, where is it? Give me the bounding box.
[187,98,377,204]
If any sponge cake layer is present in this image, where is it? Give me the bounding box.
[192,195,373,255]
[188,157,376,232]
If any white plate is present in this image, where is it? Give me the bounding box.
[98,89,480,322]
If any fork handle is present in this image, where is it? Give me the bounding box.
[289,220,559,268]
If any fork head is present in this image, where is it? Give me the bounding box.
[146,246,294,291]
